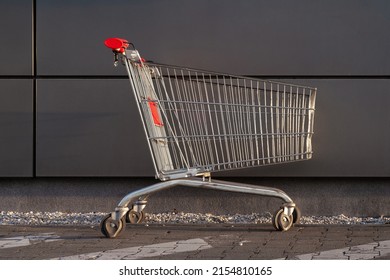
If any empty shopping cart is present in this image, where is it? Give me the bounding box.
[101,37,317,238]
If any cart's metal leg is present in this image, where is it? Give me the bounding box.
[111,178,295,221]
[133,199,148,213]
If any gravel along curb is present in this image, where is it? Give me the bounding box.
[1,211,389,226]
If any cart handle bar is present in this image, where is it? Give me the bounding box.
[104,37,130,53]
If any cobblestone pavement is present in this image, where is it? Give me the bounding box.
[0,224,389,260]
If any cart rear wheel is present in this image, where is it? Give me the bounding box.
[272,208,283,230]
[100,214,125,238]
[272,208,294,231]
[277,212,293,231]
[126,210,145,224]
[292,206,301,224]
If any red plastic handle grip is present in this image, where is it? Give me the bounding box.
[104,38,129,53]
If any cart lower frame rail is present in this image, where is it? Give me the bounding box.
[100,178,300,238]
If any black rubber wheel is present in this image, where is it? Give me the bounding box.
[126,210,145,224]
[100,214,125,238]
[277,212,293,231]
[292,206,302,224]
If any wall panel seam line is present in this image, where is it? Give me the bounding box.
[33,0,37,177]
[2,75,390,80]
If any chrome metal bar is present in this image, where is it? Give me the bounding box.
[116,178,293,211]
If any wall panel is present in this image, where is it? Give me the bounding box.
[0,80,34,176]
[0,0,32,75]
[36,79,153,176]
[37,0,390,76]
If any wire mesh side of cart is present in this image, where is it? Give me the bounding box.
[124,54,316,181]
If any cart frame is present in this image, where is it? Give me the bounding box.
[101,38,316,238]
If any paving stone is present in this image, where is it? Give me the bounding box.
[287,245,320,254]
[312,255,349,260]
[318,241,349,251]
[377,231,390,239]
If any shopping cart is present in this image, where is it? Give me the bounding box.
[101,38,317,238]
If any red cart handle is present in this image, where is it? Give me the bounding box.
[104,38,129,53]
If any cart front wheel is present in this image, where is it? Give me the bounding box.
[100,214,125,238]
[272,208,293,231]
[277,212,293,231]
[126,210,145,224]
[272,208,283,230]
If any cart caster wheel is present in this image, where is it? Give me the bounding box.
[292,206,301,224]
[272,208,293,231]
[272,208,283,230]
[100,214,125,238]
[126,210,145,224]
[278,212,293,231]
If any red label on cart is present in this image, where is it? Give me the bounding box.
[148,99,164,127]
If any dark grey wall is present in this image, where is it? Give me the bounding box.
[0,80,33,176]
[2,0,390,177]
[36,79,150,176]
[36,0,390,76]
[0,0,33,177]
[0,0,32,76]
